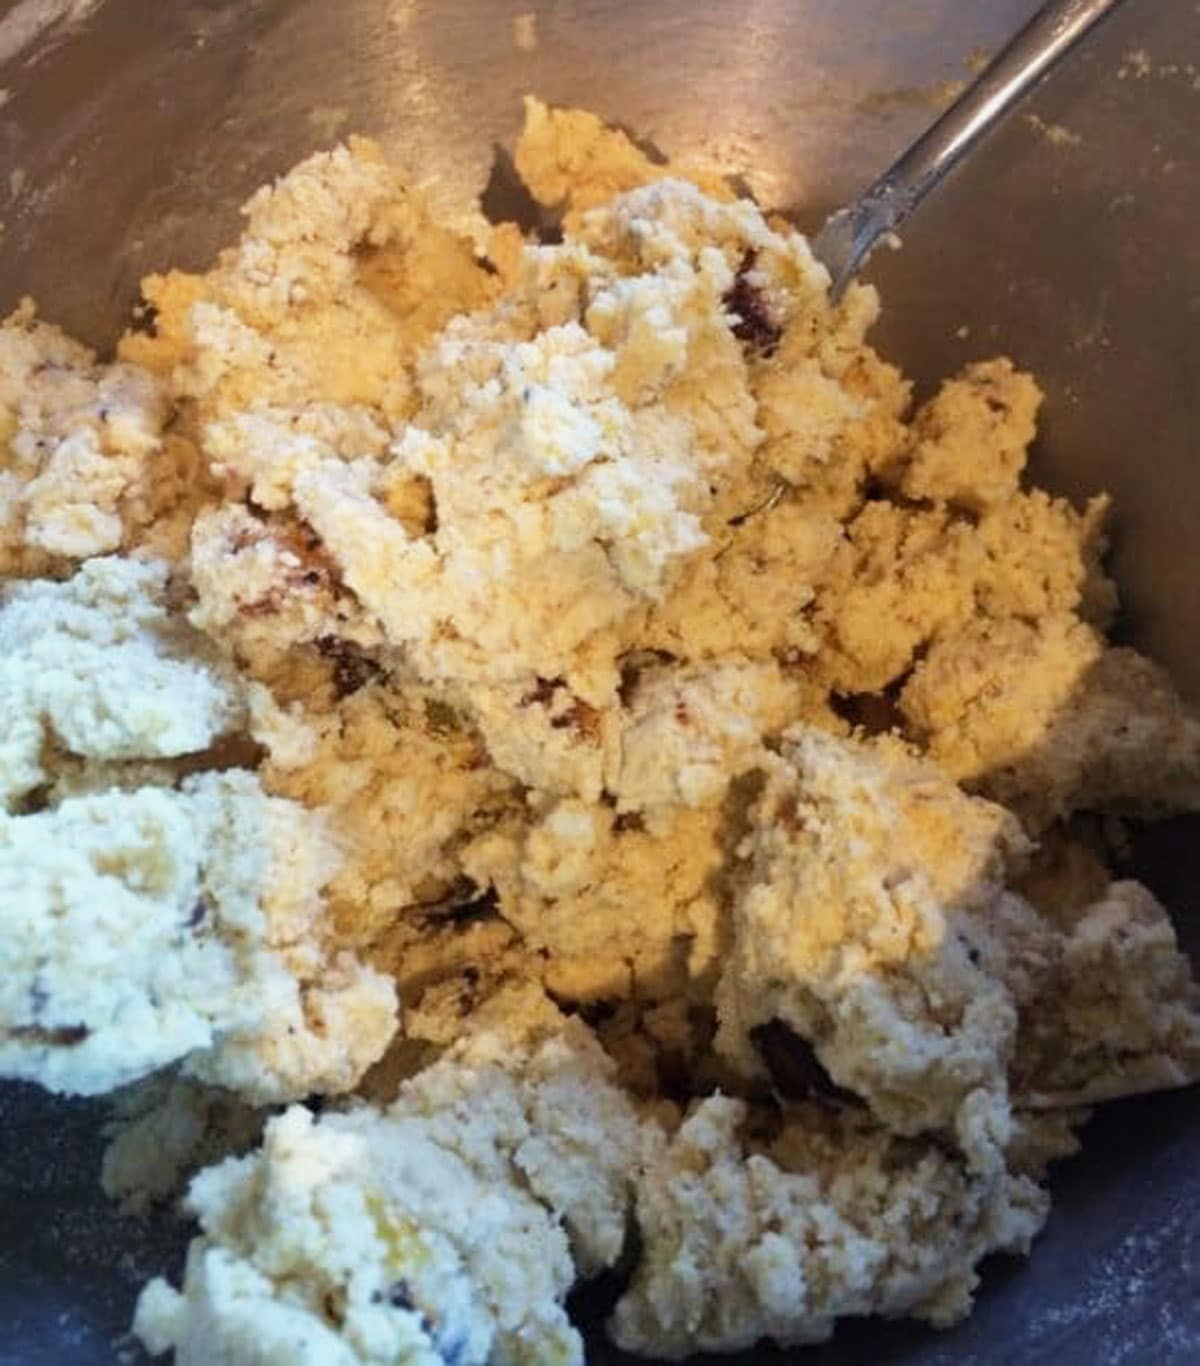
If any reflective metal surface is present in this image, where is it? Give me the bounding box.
[812,0,1128,297]
[0,1,1197,1362]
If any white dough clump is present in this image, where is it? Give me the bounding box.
[0,300,172,575]
[135,1012,655,1366]
[0,96,1198,1364]
[717,727,1200,1164]
[0,555,242,809]
[716,726,1034,1162]
[611,1096,1048,1358]
[0,770,397,1101]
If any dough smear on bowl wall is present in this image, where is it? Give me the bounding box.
[1,96,1198,1364]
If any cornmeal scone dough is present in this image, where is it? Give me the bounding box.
[893,358,1041,511]
[611,1096,1050,1358]
[900,614,1200,831]
[0,556,242,809]
[0,769,397,1101]
[1,98,1198,1363]
[715,727,1200,1152]
[515,95,734,230]
[134,1009,655,1366]
[0,301,182,576]
[715,726,1034,1157]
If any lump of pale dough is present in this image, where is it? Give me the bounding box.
[174,163,902,832]
[755,356,867,487]
[0,770,396,1101]
[895,359,1042,511]
[466,677,614,805]
[0,556,242,809]
[1014,879,1200,1106]
[0,300,171,576]
[755,328,911,519]
[262,683,517,947]
[611,657,795,812]
[716,722,1200,1166]
[202,401,393,512]
[813,485,1116,700]
[610,1096,1048,1359]
[715,726,1033,1156]
[900,614,1200,831]
[641,497,843,665]
[466,798,731,1005]
[300,321,708,702]
[135,1017,655,1365]
[188,501,384,677]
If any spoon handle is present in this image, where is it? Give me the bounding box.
[812,0,1127,298]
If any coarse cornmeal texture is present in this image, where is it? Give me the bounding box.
[0,555,396,1102]
[0,556,242,809]
[0,300,192,576]
[0,97,1197,1363]
[714,727,1200,1156]
[610,1095,1053,1358]
[135,1002,655,1366]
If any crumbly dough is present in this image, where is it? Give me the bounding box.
[463,798,731,1004]
[134,1010,655,1366]
[900,613,1200,831]
[0,300,177,576]
[715,726,1034,1160]
[0,769,397,1102]
[260,683,516,948]
[0,98,1198,1363]
[0,555,242,810]
[894,358,1041,511]
[611,1095,1049,1358]
[715,727,1200,1158]
[514,95,733,229]
[101,1073,267,1214]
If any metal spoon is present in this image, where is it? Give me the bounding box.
[811,0,1127,299]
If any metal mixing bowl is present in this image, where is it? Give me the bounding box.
[1,1,1197,1361]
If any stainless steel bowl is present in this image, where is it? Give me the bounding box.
[1,1,1197,1360]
